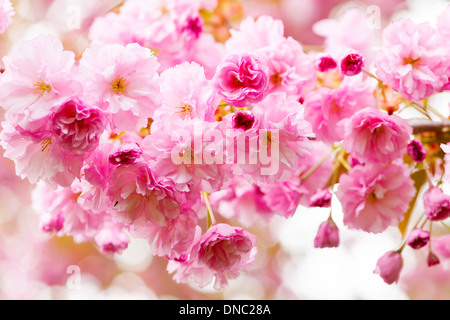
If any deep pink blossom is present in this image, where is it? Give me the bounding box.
[343,108,412,164]
[340,52,365,76]
[213,53,269,108]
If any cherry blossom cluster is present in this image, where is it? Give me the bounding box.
[0,0,449,289]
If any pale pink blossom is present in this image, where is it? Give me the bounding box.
[225,16,285,54]
[313,7,377,61]
[168,223,257,290]
[79,43,161,132]
[0,0,14,34]
[0,34,81,129]
[258,37,317,97]
[141,117,230,199]
[343,108,412,164]
[157,62,218,122]
[94,222,130,255]
[33,181,108,243]
[433,235,450,260]
[140,207,200,260]
[228,93,314,184]
[108,162,184,230]
[423,187,450,222]
[314,219,340,249]
[213,53,269,108]
[304,76,376,144]
[374,19,449,102]
[374,251,404,285]
[336,161,415,233]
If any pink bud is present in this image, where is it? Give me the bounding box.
[374,251,403,285]
[424,187,450,221]
[95,226,130,255]
[406,228,430,249]
[407,139,427,163]
[315,56,337,72]
[309,189,332,208]
[427,252,440,267]
[314,220,340,248]
[340,53,365,76]
[232,111,255,131]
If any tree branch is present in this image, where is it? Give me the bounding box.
[408,118,450,135]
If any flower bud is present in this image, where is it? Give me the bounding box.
[374,251,403,285]
[407,139,427,163]
[427,251,440,267]
[340,52,365,76]
[109,142,143,166]
[406,228,430,250]
[315,56,337,72]
[314,219,340,248]
[309,189,332,208]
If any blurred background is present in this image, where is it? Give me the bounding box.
[0,0,449,300]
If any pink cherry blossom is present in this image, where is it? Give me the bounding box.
[94,222,130,255]
[157,62,218,122]
[343,107,412,164]
[304,76,376,144]
[79,43,161,132]
[0,0,14,34]
[33,181,110,243]
[374,251,404,285]
[374,18,449,102]
[228,93,314,184]
[423,187,450,222]
[213,53,269,108]
[225,16,285,54]
[168,223,257,290]
[108,162,184,230]
[258,37,317,98]
[0,34,81,129]
[336,161,415,233]
[52,99,106,155]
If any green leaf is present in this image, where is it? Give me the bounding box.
[398,169,427,239]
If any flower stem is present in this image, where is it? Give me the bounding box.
[202,192,217,229]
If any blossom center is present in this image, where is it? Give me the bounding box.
[41,138,52,152]
[112,77,128,95]
[34,80,52,94]
[271,73,283,85]
[404,57,421,67]
[175,104,194,119]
